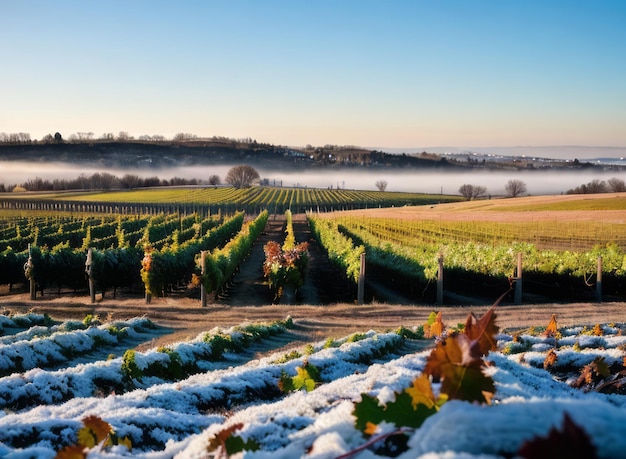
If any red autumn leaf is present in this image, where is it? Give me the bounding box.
[518,413,598,459]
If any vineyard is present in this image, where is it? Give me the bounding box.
[0,186,462,216]
[308,200,626,303]
[0,210,256,300]
[0,309,624,458]
[1,191,626,305]
[0,192,625,457]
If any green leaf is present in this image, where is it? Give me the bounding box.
[353,393,387,432]
[353,391,439,434]
[225,435,260,455]
[292,364,319,392]
[384,392,438,429]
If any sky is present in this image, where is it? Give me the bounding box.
[2,0,626,151]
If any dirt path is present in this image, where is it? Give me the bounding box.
[3,295,626,352]
[219,214,356,306]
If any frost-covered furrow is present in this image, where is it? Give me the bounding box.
[0,330,407,454]
[171,347,626,459]
[174,348,430,459]
[0,313,56,337]
[0,319,294,411]
[0,318,156,377]
[498,329,626,370]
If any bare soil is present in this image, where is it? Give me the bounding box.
[2,294,625,352]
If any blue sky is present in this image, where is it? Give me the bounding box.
[2,0,625,149]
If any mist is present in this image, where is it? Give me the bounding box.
[1,161,625,196]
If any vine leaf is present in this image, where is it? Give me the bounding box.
[424,311,444,338]
[54,445,87,459]
[518,413,598,459]
[424,308,497,404]
[353,394,388,433]
[463,304,499,356]
[405,374,447,410]
[353,391,439,434]
[543,349,558,370]
[544,314,559,337]
[78,415,112,448]
[294,364,320,392]
[384,392,438,429]
[206,423,258,455]
[279,362,321,393]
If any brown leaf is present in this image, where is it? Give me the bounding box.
[543,349,558,370]
[207,423,245,453]
[424,333,493,403]
[463,305,499,356]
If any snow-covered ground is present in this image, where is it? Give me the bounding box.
[0,313,624,458]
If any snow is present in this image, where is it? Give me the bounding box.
[0,317,623,458]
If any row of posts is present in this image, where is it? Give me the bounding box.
[27,248,605,305]
[356,252,604,306]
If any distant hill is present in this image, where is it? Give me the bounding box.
[0,140,452,171]
[0,140,619,172]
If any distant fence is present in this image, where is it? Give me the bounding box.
[0,198,381,217]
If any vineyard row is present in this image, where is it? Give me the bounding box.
[0,186,460,216]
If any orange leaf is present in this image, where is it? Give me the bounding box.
[82,415,112,445]
[544,314,558,338]
[592,324,603,336]
[405,374,437,410]
[427,311,444,338]
[54,445,87,459]
[364,422,379,436]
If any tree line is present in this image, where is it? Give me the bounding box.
[0,172,221,193]
[565,177,626,194]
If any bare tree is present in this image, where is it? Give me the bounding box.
[607,177,626,192]
[504,179,527,198]
[208,175,221,186]
[225,165,260,189]
[587,179,608,194]
[375,180,388,192]
[459,184,487,201]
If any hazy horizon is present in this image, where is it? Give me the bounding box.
[2,160,625,196]
[377,145,626,160]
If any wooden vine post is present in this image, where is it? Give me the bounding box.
[86,248,95,304]
[357,252,366,305]
[23,243,36,300]
[596,256,602,303]
[437,254,444,306]
[514,252,523,305]
[200,250,207,308]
